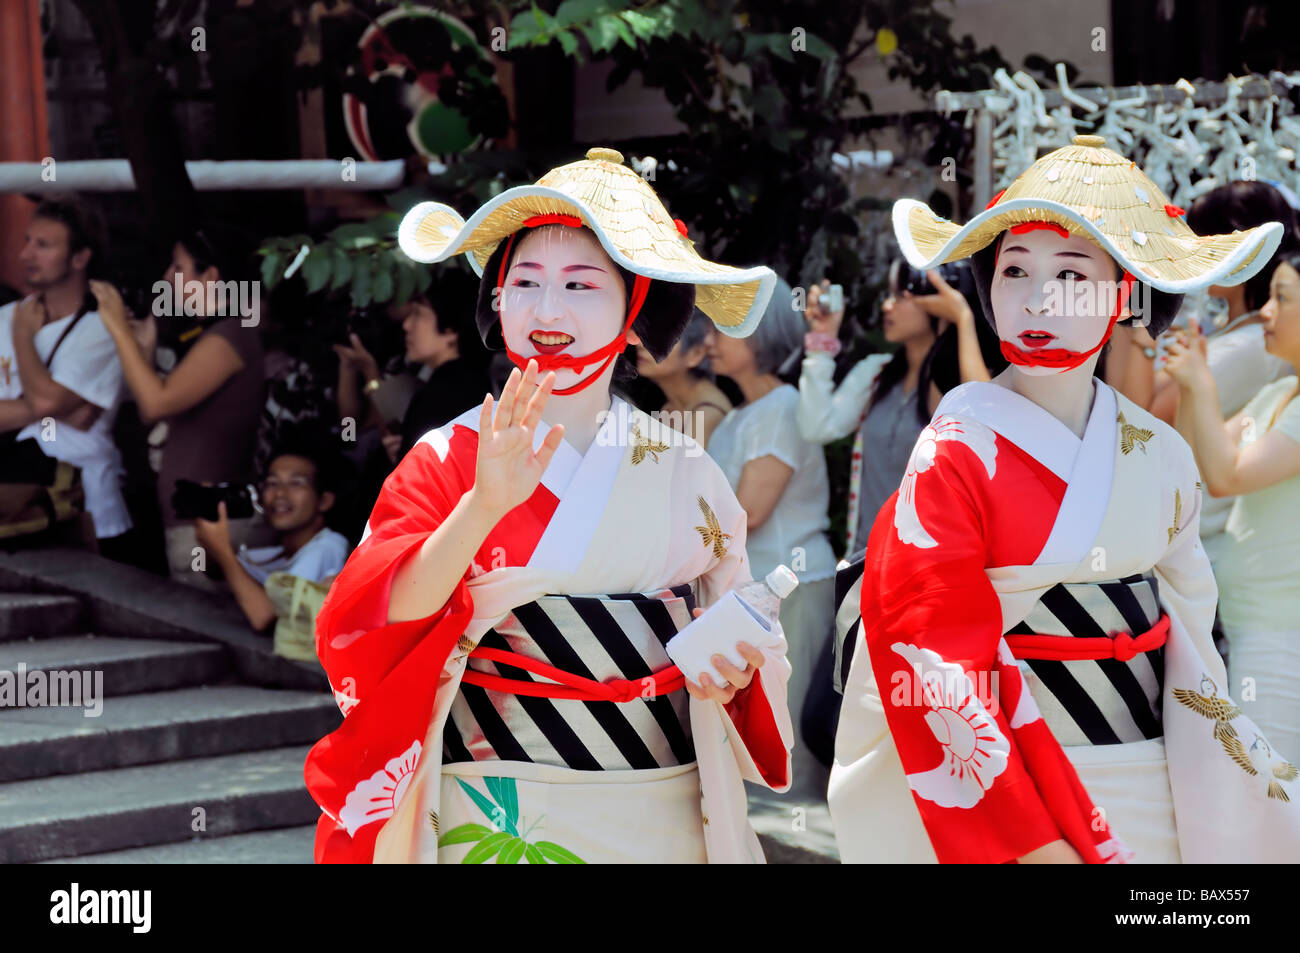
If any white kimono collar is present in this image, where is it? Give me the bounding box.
[935,379,1117,565]
[439,396,629,574]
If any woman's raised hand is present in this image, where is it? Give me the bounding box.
[804,280,844,338]
[1163,318,1211,389]
[911,269,974,331]
[471,360,565,519]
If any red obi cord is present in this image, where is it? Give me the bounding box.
[995,221,1136,371]
[1005,614,1170,663]
[496,213,651,396]
[460,646,686,702]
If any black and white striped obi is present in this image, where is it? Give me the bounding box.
[1006,571,1167,746]
[832,559,1168,746]
[443,584,697,771]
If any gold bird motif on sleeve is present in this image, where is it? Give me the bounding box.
[1173,675,1242,744]
[1118,410,1154,455]
[694,496,732,560]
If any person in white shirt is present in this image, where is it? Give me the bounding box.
[1166,252,1300,759]
[0,197,132,548]
[193,441,350,632]
[703,277,836,793]
[1150,181,1298,565]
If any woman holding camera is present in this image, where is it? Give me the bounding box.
[797,262,998,560]
[92,225,265,588]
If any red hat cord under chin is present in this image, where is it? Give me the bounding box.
[995,222,1135,371]
[497,214,650,395]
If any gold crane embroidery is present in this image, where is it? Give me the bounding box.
[1173,676,1242,744]
[453,634,477,662]
[694,496,732,560]
[630,424,669,465]
[1168,489,1182,544]
[0,356,10,388]
[1118,410,1153,455]
[1220,734,1298,801]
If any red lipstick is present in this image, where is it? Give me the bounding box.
[1018,330,1056,349]
[529,331,574,355]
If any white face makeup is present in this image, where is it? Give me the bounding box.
[498,224,630,390]
[990,227,1120,376]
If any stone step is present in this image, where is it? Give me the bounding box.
[0,685,340,782]
[43,824,318,864]
[0,593,84,642]
[0,635,229,702]
[0,745,317,863]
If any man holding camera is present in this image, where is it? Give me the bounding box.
[192,444,349,633]
[0,197,132,551]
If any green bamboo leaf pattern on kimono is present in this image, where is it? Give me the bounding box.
[463,831,513,864]
[535,840,587,864]
[455,776,519,836]
[497,837,528,864]
[448,776,587,864]
[484,776,520,831]
[437,823,495,847]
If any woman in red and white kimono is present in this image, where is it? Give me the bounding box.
[304,148,792,864]
[828,135,1300,863]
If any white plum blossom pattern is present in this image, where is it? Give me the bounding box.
[894,415,998,548]
[893,642,1010,809]
[339,739,422,835]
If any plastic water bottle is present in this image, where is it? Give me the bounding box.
[733,565,799,631]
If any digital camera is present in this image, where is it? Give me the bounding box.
[172,480,262,522]
[893,258,976,300]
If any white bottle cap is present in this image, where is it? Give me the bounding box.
[765,565,799,598]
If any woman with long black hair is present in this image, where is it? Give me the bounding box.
[797,260,1003,561]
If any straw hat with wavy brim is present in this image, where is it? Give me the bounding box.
[894,135,1283,294]
[397,147,776,337]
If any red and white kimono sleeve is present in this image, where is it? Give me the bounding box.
[860,419,1115,863]
[305,424,556,864]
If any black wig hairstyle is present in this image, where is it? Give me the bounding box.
[968,234,1184,341]
[473,224,696,366]
[1187,181,1300,312]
